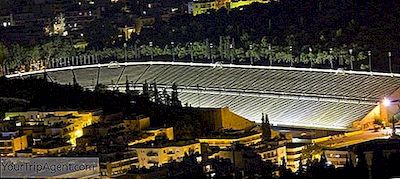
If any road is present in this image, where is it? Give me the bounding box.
[317,129,392,148]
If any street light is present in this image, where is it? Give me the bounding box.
[171,41,175,62]
[329,48,334,69]
[309,47,313,68]
[388,52,392,73]
[210,43,214,63]
[368,51,372,72]
[249,44,253,65]
[230,44,234,64]
[268,44,272,66]
[124,42,127,63]
[383,97,392,107]
[134,41,139,60]
[289,45,293,67]
[349,49,354,70]
[149,42,153,61]
[189,42,194,62]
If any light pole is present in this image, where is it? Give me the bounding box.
[190,42,194,62]
[382,98,399,137]
[269,44,272,66]
[309,47,313,68]
[210,43,214,63]
[329,48,334,69]
[134,41,139,60]
[368,51,372,72]
[124,42,127,62]
[289,45,293,67]
[171,41,175,62]
[349,49,354,70]
[249,44,253,65]
[389,52,392,73]
[149,42,153,61]
[230,44,234,64]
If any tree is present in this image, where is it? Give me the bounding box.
[142,81,150,100]
[261,113,272,141]
[84,18,118,48]
[125,76,130,93]
[371,150,387,179]
[42,39,67,67]
[171,83,181,107]
[0,43,8,75]
[94,83,108,92]
[9,44,27,70]
[162,88,171,105]
[152,82,160,104]
[29,46,42,66]
[355,151,369,179]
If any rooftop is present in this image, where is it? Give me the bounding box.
[285,143,307,148]
[33,142,71,149]
[132,139,199,148]
[255,144,285,153]
[201,130,260,139]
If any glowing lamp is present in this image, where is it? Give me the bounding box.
[383,97,391,107]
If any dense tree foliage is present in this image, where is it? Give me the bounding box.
[1,0,399,73]
[135,0,399,70]
[0,77,208,139]
[140,0,400,52]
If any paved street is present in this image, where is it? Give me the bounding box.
[317,129,392,148]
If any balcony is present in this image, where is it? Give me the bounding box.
[146,151,158,157]
[167,151,175,155]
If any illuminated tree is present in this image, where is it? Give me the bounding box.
[9,44,27,70]
[49,13,66,36]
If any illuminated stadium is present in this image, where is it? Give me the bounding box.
[7,61,400,130]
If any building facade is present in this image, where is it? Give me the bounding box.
[133,140,201,169]
[0,132,28,157]
[199,132,262,149]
